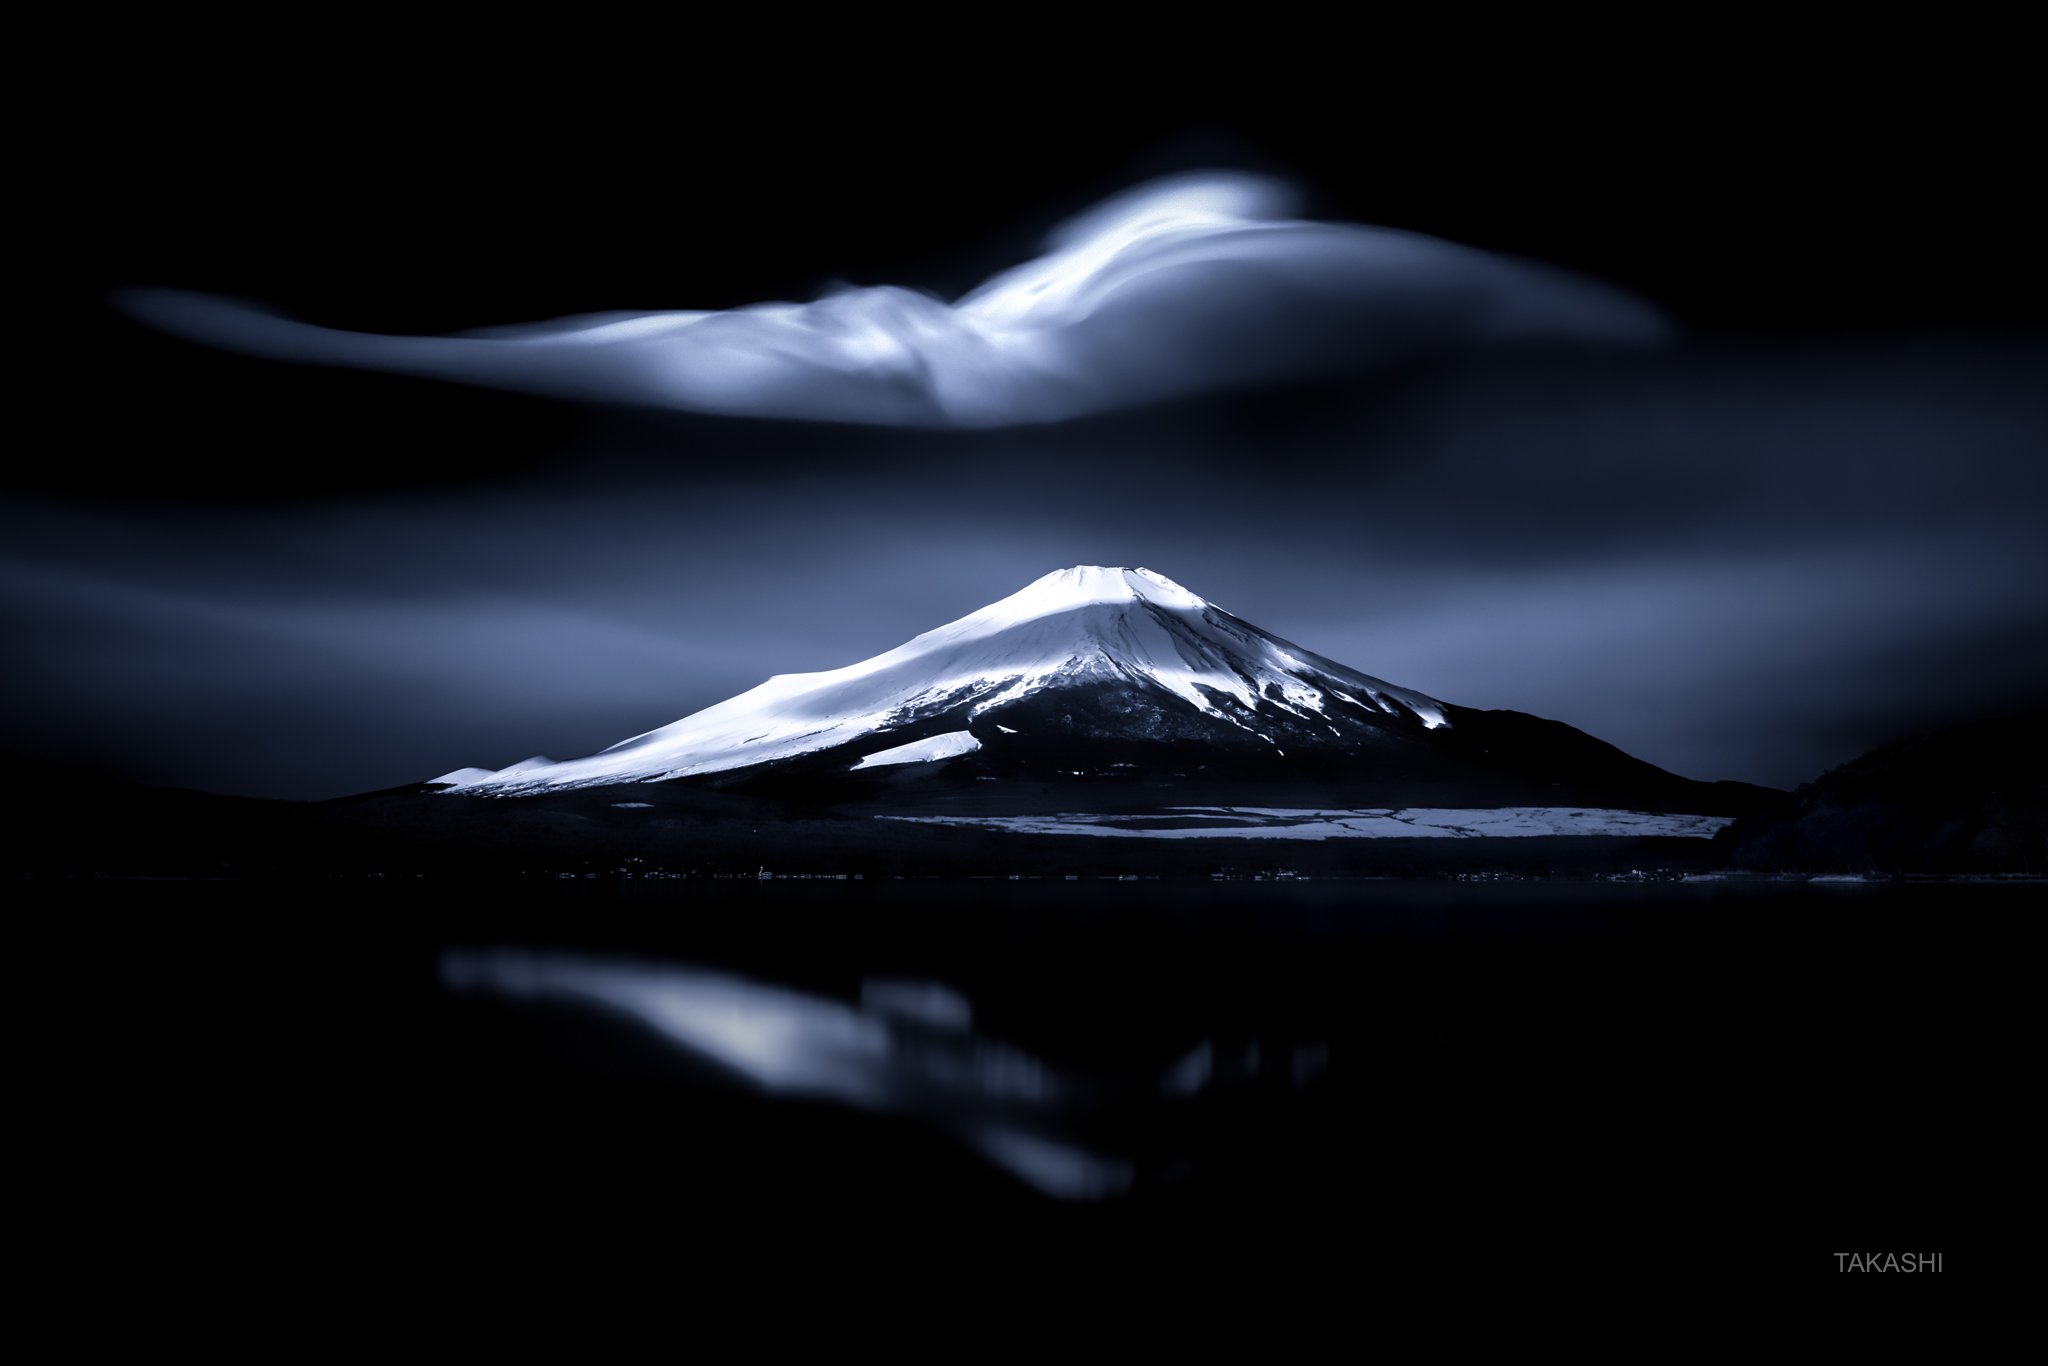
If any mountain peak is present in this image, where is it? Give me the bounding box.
[992,566,1208,620]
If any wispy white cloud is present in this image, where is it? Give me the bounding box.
[117,172,1665,427]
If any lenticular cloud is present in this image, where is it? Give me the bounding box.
[119,172,1667,427]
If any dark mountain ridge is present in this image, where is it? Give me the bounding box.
[1718,712,2047,874]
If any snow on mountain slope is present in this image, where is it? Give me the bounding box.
[438,566,1449,795]
[851,731,983,770]
[428,766,498,787]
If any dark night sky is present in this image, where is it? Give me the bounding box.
[22,34,2048,797]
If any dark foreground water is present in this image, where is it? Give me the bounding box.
[44,877,2030,1296]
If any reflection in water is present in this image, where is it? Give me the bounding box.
[441,948,1326,1200]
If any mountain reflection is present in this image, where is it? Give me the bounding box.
[441,947,1326,1199]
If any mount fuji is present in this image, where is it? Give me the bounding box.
[430,567,1759,817]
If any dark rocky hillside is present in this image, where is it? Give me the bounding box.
[1717,713,2048,873]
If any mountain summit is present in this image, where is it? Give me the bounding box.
[432,565,1758,814]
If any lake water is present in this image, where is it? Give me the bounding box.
[878,805,1735,839]
[47,876,2029,1291]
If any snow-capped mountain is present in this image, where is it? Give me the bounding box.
[429,565,1761,815]
[435,566,1455,795]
